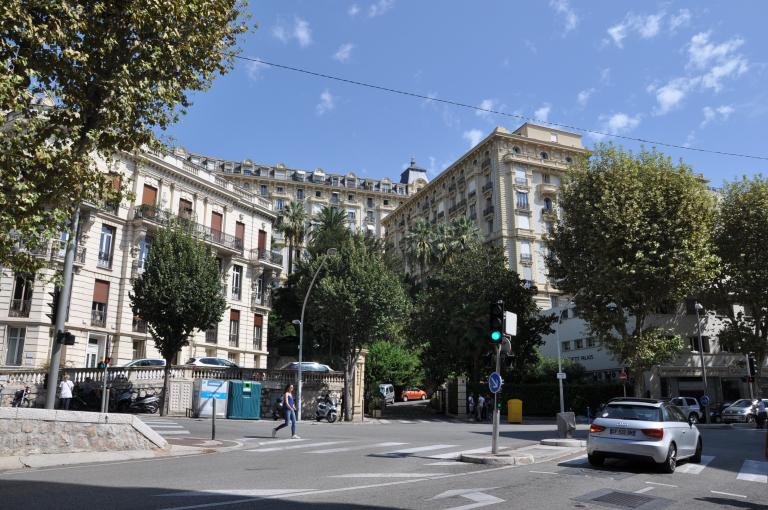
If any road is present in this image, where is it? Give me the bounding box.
[1,405,766,509]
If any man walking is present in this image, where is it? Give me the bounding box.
[478,394,486,421]
[59,373,74,410]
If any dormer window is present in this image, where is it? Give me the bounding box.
[540,152,549,160]
[513,146,521,154]
[565,156,573,164]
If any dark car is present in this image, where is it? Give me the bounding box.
[710,401,734,423]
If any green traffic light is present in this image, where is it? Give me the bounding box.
[490,331,501,342]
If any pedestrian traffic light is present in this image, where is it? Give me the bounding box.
[747,353,757,377]
[489,300,504,344]
[47,288,60,324]
[56,331,75,345]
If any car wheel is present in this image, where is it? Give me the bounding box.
[660,444,677,473]
[691,438,702,463]
[688,412,699,424]
[402,396,408,402]
[421,394,427,401]
[587,454,604,467]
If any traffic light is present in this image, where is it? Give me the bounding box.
[47,288,60,324]
[56,331,75,345]
[489,300,504,344]
[747,353,757,377]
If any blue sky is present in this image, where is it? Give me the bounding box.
[165,1,768,187]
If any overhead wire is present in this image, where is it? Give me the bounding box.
[232,54,768,162]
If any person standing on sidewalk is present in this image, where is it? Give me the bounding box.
[273,383,299,439]
[59,373,74,410]
[478,394,486,421]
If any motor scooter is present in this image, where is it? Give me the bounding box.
[315,394,338,423]
[11,386,31,407]
[115,389,160,414]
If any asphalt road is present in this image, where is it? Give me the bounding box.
[1,408,766,510]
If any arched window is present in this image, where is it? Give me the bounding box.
[544,197,553,212]
[540,151,549,160]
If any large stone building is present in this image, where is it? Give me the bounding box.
[175,149,429,273]
[383,123,587,309]
[1,148,281,370]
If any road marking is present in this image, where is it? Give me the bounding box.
[249,438,307,446]
[736,460,768,483]
[379,419,390,424]
[645,481,677,488]
[148,425,185,429]
[332,472,449,478]
[379,444,458,457]
[558,454,587,466]
[529,470,558,475]
[676,455,715,474]
[249,441,348,453]
[309,442,406,454]
[398,420,417,424]
[157,430,191,435]
[160,489,310,498]
[710,490,747,498]
[634,486,655,494]
[427,461,463,466]
[428,446,508,460]
[430,488,504,510]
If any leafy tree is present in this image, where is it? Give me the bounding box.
[404,217,482,283]
[0,0,248,272]
[306,235,410,421]
[308,206,350,256]
[365,340,423,397]
[411,244,554,386]
[403,218,434,281]
[130,223,226,415]
[277,201,308,275]
[546,144,718,396]
[521,355,588,384]
[703,176,768,371]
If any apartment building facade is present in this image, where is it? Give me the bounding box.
[0,148,280,370]
[176,149,429,272]
[383,123,587,309]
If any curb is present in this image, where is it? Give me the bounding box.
[459,452,535,466]
[540,438,587,448]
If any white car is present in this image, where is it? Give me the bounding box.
[185,357,238,368]
[668,397,703,423]
[123,358,166,368]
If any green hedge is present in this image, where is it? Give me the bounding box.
[498,383,630,416]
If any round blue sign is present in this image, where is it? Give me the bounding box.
[489,372,503,393]
[700,395,710,407]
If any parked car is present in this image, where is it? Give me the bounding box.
[400,387,428,402]
[588,397,702,473]
[709,401,735,423]
[185,357,238,368]
[123,358,166,368]
[668,397,703,423]
[721,399,759,424]
[379,383,395,405]
[279,362,334,372]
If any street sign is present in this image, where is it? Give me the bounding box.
[504,311,517,336]
[556,372,566,380]
[489,372,503,393]
[700,395,710,407]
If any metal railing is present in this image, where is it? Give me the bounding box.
[483,206,495,216]
[205,328,218,344]
[91,309,107,327]
[251,293,271,308]
[250,248,283,266]
[520,253,533,263]
[515,177,528,186]
[132,318,147,333]
[134,205,242,253]
[9,299,31,318]
[97,253,112,268]
[229,334,239,348]
[482,182,493,193]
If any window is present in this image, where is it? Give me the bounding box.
[231,265,242,300]
[540,152,549,160]
[517,214,531,230]
[383,199,389,206]
[331,192,339,204]
[515,167,527,185]
[550,134,558,143]
[574,338,584,350]
[229,310,240,347]
[316,191,322,198]
[10,272,34,317]
[545,221,554,235]
[254,314,264,350]
[178,198,193,220]
[513,146,521,154]
[561,341,571,352]
[276,186,284,193]
[516,191,529,210]
[98,225,116,268]
[366,210,374,223]
[205,324,218,344]
[520,241,532,263]
[296,188,304,200]
[253,274,263,305]
[550,296,559,308]
[367,197,374,208]
[522,266,533,282]
[228,352,239,365]
[132,340,146,360]
[5,327,25,366]
[91,280,109,327]
[689,336,710,353]
[136,236,152,270]
[347,209,356,222]
[235,221,245,251]
[587,337,596,348]
[260,184,268,196]
[565,156,573,164]
[543,173,551,184]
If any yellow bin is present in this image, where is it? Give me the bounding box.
[507,399,523,423]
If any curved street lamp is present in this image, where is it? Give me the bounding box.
[292,247,337,421]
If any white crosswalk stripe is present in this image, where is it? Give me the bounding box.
[379,444,458,457]
[308,442,407,454]
[248,441,348,453]
[140,419,191,436]
[737,460,768,483]
[676,455,715,474]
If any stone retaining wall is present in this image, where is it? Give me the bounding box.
[0,408,167,457]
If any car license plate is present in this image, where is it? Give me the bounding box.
[609,428,636,436]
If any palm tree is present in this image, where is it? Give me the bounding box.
[404,218,434,281]
[309,206,349,255]
[278,201,307,275]
[431,222,451,267]
[449,217,483,253]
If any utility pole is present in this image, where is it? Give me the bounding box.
[45,207,80,409]
[694,303,710,423]
[491,343,501,454]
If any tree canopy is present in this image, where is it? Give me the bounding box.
[0,0,248,272]
[364,340,423,397]
[546,144,718,395]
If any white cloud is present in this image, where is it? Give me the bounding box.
[476,99,495,118]
[534,104,552,123]
[700,105,735,128]
[669,9,691,31]
[333,43,354,63]
[245,59,268,81]
[653,77,695,115]
[272,18,313,47]
[316,89,335,115]
[549,0,578,33]
[606,12,666,48]
[687,32,748,91]
[524,39,537,53]
[369,0,394,18]
[577,89,595,107]
[463,129,483,148]
[592,113,641,140]
[600,68,612,85]
[607,23,628,48]
[348,4,360,17]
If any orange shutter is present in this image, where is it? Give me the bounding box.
[141,185,157,206]
[253,314,263,327]
[235,222,245,242]
[230,309,240,321]
[92,280,110,303]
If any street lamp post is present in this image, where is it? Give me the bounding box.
[694,302,710,423]
[293,247,337,421]
[555,307,567,414]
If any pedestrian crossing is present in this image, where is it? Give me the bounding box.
[365,418,455,425]
[140,418,191,436]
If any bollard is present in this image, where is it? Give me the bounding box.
[212,398,216,440]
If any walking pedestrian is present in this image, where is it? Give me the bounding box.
[272,383,299,439]
[59,373,74,410]
[468,393,475,419]
[478,394,486,421]
[757,399,766,429]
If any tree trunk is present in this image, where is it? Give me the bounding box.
[160,358,172,416]
[632,368,646,398]
[287,238,294,275]
[343,354,357,422]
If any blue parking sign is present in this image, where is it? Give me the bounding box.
[489,372,503,394]
[700,395,710,407]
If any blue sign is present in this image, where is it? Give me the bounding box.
[700,395,710,407]
[489,372,503,393]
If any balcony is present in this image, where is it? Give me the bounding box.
[468,190,477,199]
[205,327,218,344]
[520,253,533,264]
[229,335,239,348]
[437,211,445,219]
[9,299,31,318]
[91,309,107,328]
[249,249,284,270]
[251,293,271,310]
[134,205,243,254]
[50,243,87,266]
[97,252,112,269]
[537,183,558,197]
[483,206,495,217]
[482,182,493,195]
[515,177,528,186]
[542,207,558,219]
[132,317,148,333]
[481,158,491,171]
[516,202,530,211]
[448,183,456,193]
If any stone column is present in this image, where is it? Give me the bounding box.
[353,350,367,422]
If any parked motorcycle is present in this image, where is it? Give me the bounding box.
[272,397,284,420]
[11,386,32,408]
[116,389,160,414]
[315,394,338,423]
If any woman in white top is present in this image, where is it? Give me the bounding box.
[59,373,74,410]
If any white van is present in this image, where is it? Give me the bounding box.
[379,384,395,405]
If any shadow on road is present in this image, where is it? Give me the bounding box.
[694,497,768,510]
[379,400,442,421]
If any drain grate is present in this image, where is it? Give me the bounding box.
[592,491,654,509]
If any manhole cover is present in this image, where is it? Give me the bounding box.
[592,491,653,509]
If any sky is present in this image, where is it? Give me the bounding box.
[165,1,768,188]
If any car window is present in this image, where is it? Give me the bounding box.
[731,399,752,408]
[150,360,163,366]
[661,406,674,422]
[602,404,661,422]
[667,405,687,422]
[186,358,197,364]
[686,398,697,407]
[201,358,216,364]
[670,398,682,406]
